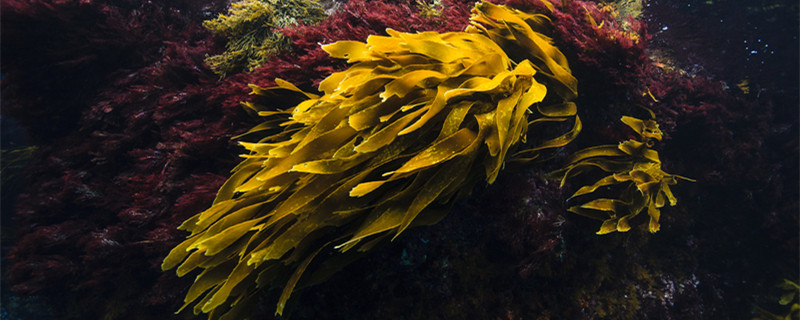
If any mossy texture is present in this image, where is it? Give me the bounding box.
[163,1,579,318]
[1,146,37,190]
[203,0,325,77]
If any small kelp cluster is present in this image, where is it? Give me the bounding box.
[163,1,579,318]
[754,279,800,320]
[552,114,693,234]
[203,0,326,77]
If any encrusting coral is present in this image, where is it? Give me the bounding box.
[551,112,693,234]
[162,1,580,317]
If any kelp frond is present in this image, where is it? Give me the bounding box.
[163,1,579,318]
[754,279,800,320]
[552,115,693,234]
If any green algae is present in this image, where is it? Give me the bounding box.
[203,0,326,77]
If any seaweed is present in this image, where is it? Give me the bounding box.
[754,279,800,320]
[1,146,37,193]
[163,1,580,318]
[552,114,693,234]
[203,0,326,77]
[416,0,445,18]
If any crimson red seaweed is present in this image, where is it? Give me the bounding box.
[2,0,796,319]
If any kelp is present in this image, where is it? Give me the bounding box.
[552,114,693,234]
[754,279,800,320]
[163,1,579,318]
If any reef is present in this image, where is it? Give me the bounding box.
[1,0,797,319]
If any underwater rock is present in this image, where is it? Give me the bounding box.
[1,0,796,319]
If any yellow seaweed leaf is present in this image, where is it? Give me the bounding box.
[552,116,693,235]
[322,40,371,62]
[393,128,477,175]
[754,279,800,320]
[164,2,581,318]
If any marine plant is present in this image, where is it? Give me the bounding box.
[754,279,800,320]
[163,1,580,317]
[1,146,37,191]
[416,0,445,18]
[551,113,693,234]
[1,0,236,318]
[3,0,796,318]
[203,0,326,77]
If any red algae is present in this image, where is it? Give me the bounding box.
[0,0,488,318]
[1,0,796,319]
[239,0,475,90]
[2,0,236,318]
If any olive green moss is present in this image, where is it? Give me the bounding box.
[203,0,326,77]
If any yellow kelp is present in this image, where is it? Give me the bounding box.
[553,115,693,235]
[163,1,579,318]
[754,279,800,320]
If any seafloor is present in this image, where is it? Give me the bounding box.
[1,0,798,319]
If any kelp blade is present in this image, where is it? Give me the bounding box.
[163,2,580,318]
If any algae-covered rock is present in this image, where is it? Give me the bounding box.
[203,0,326,77]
